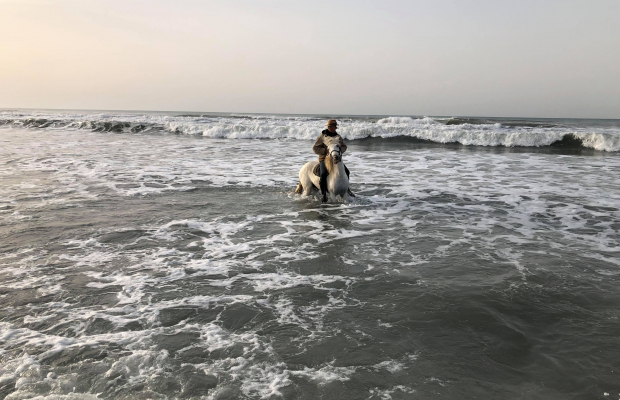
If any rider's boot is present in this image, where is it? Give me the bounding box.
[320,180,328,203]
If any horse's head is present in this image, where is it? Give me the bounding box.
[327,143,342,164]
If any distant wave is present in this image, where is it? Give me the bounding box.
[1,110,619,152]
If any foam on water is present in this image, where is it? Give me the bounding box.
[1,202,367,397]
[1,124,619,398]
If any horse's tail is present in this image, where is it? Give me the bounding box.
[294,181,303,194]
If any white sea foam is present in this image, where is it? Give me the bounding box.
[368,385,416,399]
[289,363,357,384]
[2,115,620,399]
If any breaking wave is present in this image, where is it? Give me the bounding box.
[1,110,619,152]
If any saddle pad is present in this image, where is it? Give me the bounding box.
[312,163,322,177]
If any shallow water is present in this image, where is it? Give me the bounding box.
[1,125,619,399]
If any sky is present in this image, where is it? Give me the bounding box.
[1,0,619,118]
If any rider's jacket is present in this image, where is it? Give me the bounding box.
[312,130,348,162]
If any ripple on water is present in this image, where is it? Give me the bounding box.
[1,129,619,399]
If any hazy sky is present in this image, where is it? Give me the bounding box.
[1,0,619,118]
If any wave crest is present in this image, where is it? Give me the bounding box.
[1,111,619,152]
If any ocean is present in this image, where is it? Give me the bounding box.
[0,109,619,399]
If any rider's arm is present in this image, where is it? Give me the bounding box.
[312,135,327,156]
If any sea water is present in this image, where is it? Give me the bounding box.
[0,110,619,399]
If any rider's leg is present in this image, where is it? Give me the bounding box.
[319,160,328,202]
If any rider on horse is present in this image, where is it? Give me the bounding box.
[312,119,352,203]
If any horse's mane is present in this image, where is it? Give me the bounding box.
[324,153,335,174]
[323,137,340,147]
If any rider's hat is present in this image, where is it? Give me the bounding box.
[326,119,338,127]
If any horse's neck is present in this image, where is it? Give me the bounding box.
[334,162,345,176]
[326,159,345,176]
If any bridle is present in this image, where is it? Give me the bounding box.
[329,145,341,160]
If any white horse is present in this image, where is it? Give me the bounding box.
[295,141,353,202]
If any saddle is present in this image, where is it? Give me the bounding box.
[312,163,323,177]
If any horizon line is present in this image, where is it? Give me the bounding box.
[1,107,619,121]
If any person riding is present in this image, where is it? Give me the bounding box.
[312,119,352,202]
